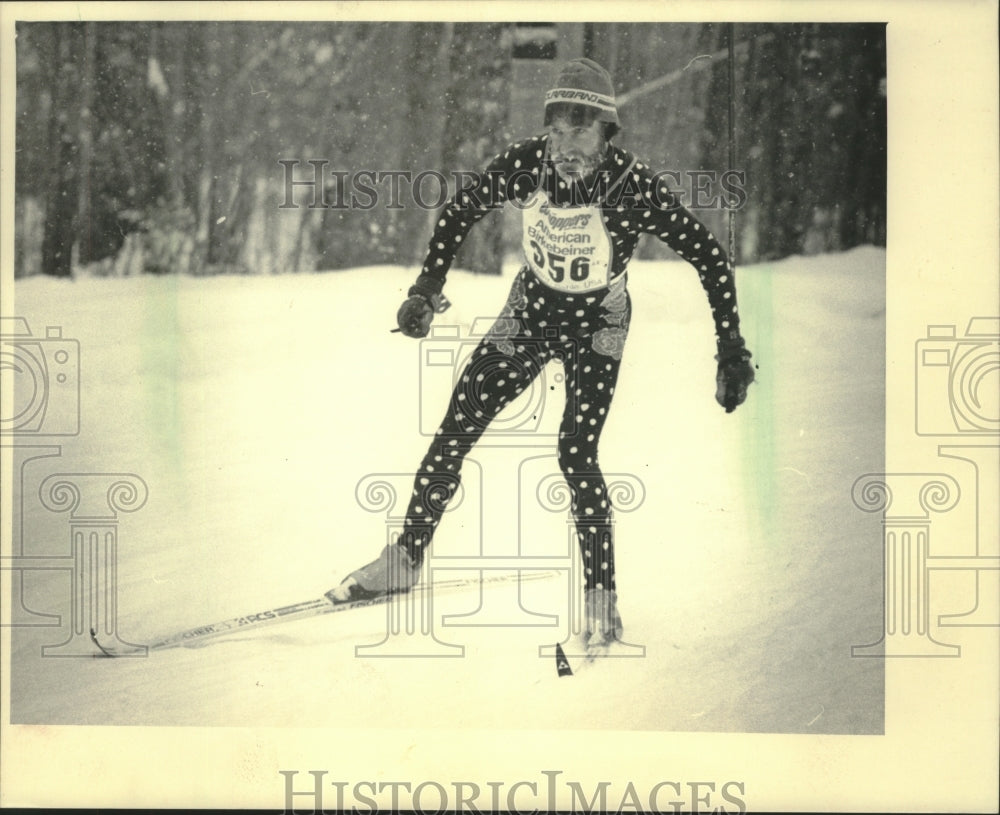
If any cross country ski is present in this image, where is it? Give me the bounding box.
[90,570,559,658]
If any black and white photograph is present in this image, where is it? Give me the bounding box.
[1,2,996,812]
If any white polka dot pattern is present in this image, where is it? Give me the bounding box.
[401,267,628,590]
[418,134,741,344]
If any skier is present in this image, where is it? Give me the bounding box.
[327,58,755,645]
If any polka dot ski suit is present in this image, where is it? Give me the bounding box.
[399,135,742,592]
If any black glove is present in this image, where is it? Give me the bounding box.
[715,336,755,413]
[396,274,450,338]
[397,294,434,338]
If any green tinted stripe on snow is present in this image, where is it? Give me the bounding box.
[142,276,182,471]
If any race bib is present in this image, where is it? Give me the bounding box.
[521,192,613,293]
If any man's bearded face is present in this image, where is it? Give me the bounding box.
[548,115,606,182]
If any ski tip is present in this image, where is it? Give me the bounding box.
[89,627,117,658]
[554,642,574,677]
[89,628,149,658]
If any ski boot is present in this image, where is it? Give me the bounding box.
[325,543,422,603]
[583,587,623,646]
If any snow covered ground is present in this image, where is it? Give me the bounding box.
[7,246,884,734]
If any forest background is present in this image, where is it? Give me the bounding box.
[14,21,886,279]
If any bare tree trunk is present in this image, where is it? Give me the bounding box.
[41,24,80,279]
[436,23,509,276]
[607,23,619,77]
[419,22,455,260]
[73,22,96,270]
[192,24,218,274]
[149,23,194,274]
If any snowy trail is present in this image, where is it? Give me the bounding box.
[8,247,884,733]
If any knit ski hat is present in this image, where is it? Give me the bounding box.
[544,58,619,127]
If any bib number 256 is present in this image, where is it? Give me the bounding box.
[530,241,590,283]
